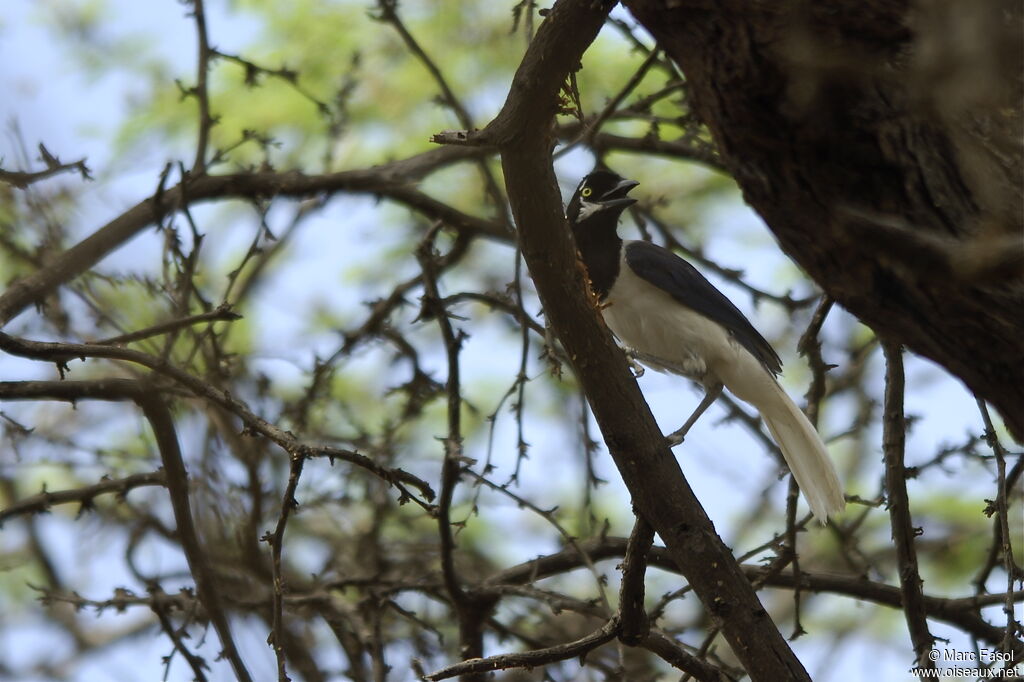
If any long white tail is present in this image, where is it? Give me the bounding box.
[757,382,845,523]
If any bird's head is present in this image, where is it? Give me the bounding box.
[566,170,639,227]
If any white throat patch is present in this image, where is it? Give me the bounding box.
[576,199,601,221]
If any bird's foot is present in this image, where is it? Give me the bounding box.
[625,351,645,377]
[665,422,696,447]
[665,432,685,448]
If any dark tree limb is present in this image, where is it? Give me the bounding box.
[438,0,812,679]
[622,0,1024,440]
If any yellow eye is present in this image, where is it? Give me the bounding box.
[581,187,592,198]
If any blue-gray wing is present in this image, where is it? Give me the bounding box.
[624,240,782,375]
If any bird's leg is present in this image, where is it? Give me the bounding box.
[665,382,723,447]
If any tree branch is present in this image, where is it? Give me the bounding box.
[0,143,91,189]
[187,0,214,172]
[0,333,436,505]
[423,618,619,681]
[881,341,935,670]
[485,536,1024,655]
[0,148,499,328]
[0,471,167,527]
[439,0,812,678]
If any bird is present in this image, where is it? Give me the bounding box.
[566,168,845,522]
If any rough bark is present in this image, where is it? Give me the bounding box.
[623,0,1024,439]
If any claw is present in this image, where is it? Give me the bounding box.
[624,350,646,377]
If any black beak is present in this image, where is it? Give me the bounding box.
[599,178,639,210]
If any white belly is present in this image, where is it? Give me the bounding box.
[602,247,769,396]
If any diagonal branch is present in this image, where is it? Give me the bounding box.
[438,0,812,678]
[95,305,241,346]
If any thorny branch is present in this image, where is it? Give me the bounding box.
[0,143,91,189]
[882,342,936,671]
[187,0,214,172]
[416,225,498,673]
[0,470,167,527]
[976,398,1024,654]
[2,0,1020,679]
[0,332,436,504]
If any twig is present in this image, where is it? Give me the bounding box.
[0,149,501,327]
[0,334,436,506]
[374,0,510,228]
[210,50,329,116]
[416,224,494,670]
[976,398,1023,654]
[486,535,1023,654]
[881,341,935,670]
[0,471,166,527]
[641,631,735,681]
[618,516,654,644]
[0,143,91,189]
[149,583,211,682]
[785,477,806,639]
[95,305,241,346]
[466,469,613,614]
[265,443,306,681]
[423,618,619,681]
[187,0,214,172]
[645,209,817,312]
[555,47,663,159]
[786,295,836,638]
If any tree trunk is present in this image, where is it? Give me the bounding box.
[624,0,1024,439]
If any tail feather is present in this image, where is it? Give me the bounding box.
[757,383,845,523]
